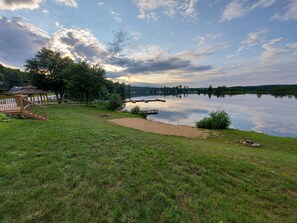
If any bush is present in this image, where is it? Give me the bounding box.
[130,106,140,114]
[106,94,124,110]
[91,94,124,111]
[196,110,231,129]
[0,113,11,122]
[130,106,147,119]
[138,112,147,119]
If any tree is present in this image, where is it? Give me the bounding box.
[208,85,213,92]
[62,61,106,103]
[25,48,73,103]
[0,73,6,92]
[0,64,28,89]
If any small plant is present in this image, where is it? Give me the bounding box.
[138,112,147,119]
[130,106,140,114]
[0,113,11,122]
[196,110,231,129]
[130,106,147,119]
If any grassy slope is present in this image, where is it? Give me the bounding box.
[0,105,297,223]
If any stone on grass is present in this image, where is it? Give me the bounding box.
[240,139,261,147]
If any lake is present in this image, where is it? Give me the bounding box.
[125,94,297,138]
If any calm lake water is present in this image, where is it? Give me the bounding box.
[125,94,297,138]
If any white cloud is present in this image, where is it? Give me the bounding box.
[110,11,122,23]
[272,0,297,21]
[134,0,198,22]
[221,0,277,22]
[49,28,108,62]
[221,0,247,22]
[55,0,78,8]
[261,38,297,60]
[0,0,43,11]
[195,33,223,47]
[251,0,277,10]
[237,28,267,53]
[184,0,198,19]
[42,9,49,14]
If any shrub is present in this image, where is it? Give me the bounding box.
[196,110,231,129]
[130,106,140,114]
[138,112,147,119]
[195,117,213,129]
[106,94,124,110]
[130,106,147,119]
[0,113,11,122]
[92,94,124,111]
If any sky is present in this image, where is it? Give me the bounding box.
[0,0,297,87]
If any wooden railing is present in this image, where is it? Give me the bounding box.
[0,95,20,112]
[0,95,48,121]
[22,98,48,120]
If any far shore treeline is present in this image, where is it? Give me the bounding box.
[130,85,297,98]
[1,48,297,101]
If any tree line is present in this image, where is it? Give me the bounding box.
[0,48,130,103]
[0,64,29,92]
[130,84,297,97]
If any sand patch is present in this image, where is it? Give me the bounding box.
[110,118,208,138]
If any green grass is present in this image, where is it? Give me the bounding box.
[1,105,297,223]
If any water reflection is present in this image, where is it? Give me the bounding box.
[125,94,297,138]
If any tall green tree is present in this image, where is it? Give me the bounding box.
[25,48,73,103]
[62,61,107,103]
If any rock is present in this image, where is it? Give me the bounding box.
[99,114,111,117]
[240,139,261,147]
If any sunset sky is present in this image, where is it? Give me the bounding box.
[0,0,297,87]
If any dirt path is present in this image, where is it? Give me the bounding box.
[110,118,208,138]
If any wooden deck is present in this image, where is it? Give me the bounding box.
[141,109,158,115]
[0,95,48,121]
[125,99,166,103]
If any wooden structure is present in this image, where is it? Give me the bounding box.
[14,85,48,104]
[141,109,158,115]
[125,99,166,103]
[0,95,48,121]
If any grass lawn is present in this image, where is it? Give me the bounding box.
[1,105,297,223]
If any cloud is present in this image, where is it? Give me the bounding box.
[189,33,229,58]
[221,0,247,22]
[108,30,129,55]
[47,28,211,76]
[0,16,217,85]
[55,0,78,8]
[251,0,277,10]
[0,16,49,67]
[195,33,223,47]
[261,38,297,60]
[0,0,43,11]
[196,43,229,57]
[221,0,277,22]
[123,57,212,74]
[183,0,198,19]
[237,28,267,53]
[110,10,122,23]
[134,0,198,22]
[49,27,108,62]
[0,0,79,11]
[182,60,297,87]
[272,0,297,21]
